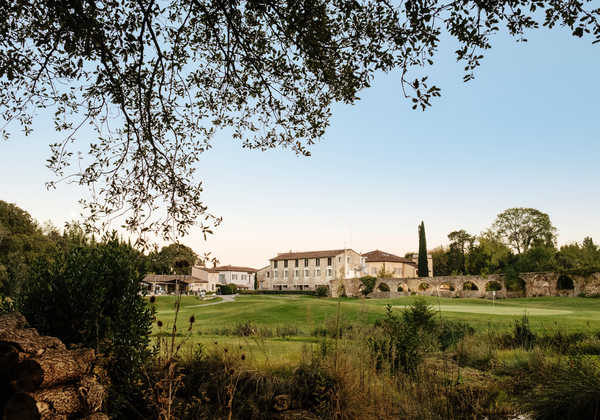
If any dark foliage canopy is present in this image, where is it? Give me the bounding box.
[1,1,598,240]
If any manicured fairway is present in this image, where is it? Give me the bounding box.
[392,304,573,316]
[149,294,600,367]
[151,294,600,334]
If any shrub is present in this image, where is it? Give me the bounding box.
[315,285,329,297]
[438,321,475,350]
[234,321,257,336]
[485,281,502,291]
[218,283,238,295]
[402,298,437,332]
[19,235,154,419]
[463,281,478,291]
[359,276,376,295]
[377,282,390,292]
[369,304,423,375]
[512,314,536,350]
[527,356,600,420]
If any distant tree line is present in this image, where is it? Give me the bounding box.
[431,208,600,278]
[0,200,204,299]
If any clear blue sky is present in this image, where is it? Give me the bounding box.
[1,26,599,268]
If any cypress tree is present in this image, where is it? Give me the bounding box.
[418,221,429,277]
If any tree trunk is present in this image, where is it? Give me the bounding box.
[0,328,66,355]
[12,348,95,392]
[79,375,106,413]
[3,387,81,420]
[82,413,110,420]
[0,312,27,330]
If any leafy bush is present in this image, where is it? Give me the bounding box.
[402,298,437,332]
[234,321,258,336]
[315,285,329,297]
[438,320,475,350]
[377,282,390,292]
[359,276,376,295]
[485,281,502,291]
[527,356,600,420]
[19,235,154,419]
[0,295,15,314]
[463,281,478,291]
[369,304,424,374]
[218,283,238,295]
[512,314,536,349]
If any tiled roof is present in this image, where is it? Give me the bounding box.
[270,249,352,261]
[213,265,257,273]
[142,274,208,283]
[362,250,414,264]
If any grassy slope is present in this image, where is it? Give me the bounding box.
[149,295,600,367]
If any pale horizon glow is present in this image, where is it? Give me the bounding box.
[1,27,599,269]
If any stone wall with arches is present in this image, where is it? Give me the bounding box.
[330,272,600,298]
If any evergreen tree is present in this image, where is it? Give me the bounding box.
[418,222,429,277]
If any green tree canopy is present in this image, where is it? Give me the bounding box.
[1,1,598,240]
[492,208,557,254]
[146,243,198,275]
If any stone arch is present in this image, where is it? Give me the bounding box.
[397,283,408,292]
[377,282,390,292]
[557,275,574,290]
[505,276,526,291]
[439,282,456,292]
[485,281,502,291]
[462,281,479,291]
[418,282,431,291]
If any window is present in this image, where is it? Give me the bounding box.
[294,269,299,278]
[360,257,366,265]
[274,261,278,268]
[304,268,310,277]
[327,267,333,277]
[219,274,225,282]
[346,256,350,264]
[304,258,308,267]
[316,258,320,266]
[338,256,341,262]
[242,274,247,280]
[327,257,332,266]
[295,259,299,267]
[267,272,270,278]
[315,268,321,277]
[232,274,238,281]
[284,260,288,268]
[274,270,278,279]
[284,269,289,279]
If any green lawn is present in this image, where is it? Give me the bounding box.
[149,294,600,366]
[151,294,600,333]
